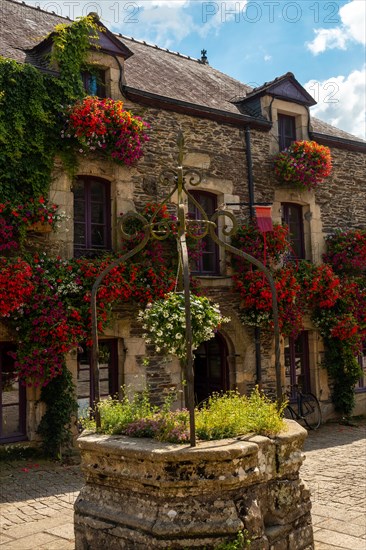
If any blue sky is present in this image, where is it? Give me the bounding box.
[25,1,366,138]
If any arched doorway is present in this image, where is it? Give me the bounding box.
[194,333,229,404]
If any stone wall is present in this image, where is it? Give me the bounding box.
[314,146,366,233]
[74,420,313,549]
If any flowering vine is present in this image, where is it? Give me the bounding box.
[323,229,366,276]
[0,197,65,251]
[0,258,34,317]
[274,140,332,190]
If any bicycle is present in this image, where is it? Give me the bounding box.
[283,384,322,430]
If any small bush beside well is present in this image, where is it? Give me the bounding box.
[81,387,286,443]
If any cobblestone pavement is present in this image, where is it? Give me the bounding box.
[0,459,83,549]
[0,420,365,549]
[302,419,366,550]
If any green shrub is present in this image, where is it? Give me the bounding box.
[81,388,157,435]
[83,387,286,443]
[196,388,286,440]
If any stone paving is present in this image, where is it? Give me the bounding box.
[0,419,365,549]
[301,419,366,550]
[0,459,83,549]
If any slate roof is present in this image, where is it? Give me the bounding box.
[1,0,365,145]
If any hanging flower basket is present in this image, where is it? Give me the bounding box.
[62,96,149,166]
[138,292,230,359]
[274,140,332,190]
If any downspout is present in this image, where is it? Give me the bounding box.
[113,54,126,95]
[244,126,262,387]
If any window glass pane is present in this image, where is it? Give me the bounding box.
[278,115,296,150]
[91,225,105,247]
[91,202,104,224]
[73,179,85,198]
[1,344,25,439]
[77,346,91,416]
[74,223,86,247]
[88,75,98,96]
[2,403,21,436]
[90,181,105,202]
[202,251,216,273]
[188,192,218,274]
[282,203,304,259]
[357,343,366,390]
[74,199,85,222]
[74,178,110,256]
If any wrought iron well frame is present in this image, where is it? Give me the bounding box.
[90,132,282,447]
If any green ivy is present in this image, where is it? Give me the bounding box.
[37,366,78,459]
[0,16,99,203]
[0,59,61,202]
[0,16,101,455]
[50,15,102,100]
[323,338,362,417]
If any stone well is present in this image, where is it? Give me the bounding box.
[74,420,313,549]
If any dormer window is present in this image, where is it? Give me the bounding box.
[278,114,296,150]
[82,69,106,97]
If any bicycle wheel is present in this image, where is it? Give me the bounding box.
[283,405,295,420]
[300,393,322,430]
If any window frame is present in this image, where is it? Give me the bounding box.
[278,113,297,151]
[355,342,366,393]
[281,202,305,260]
[81,68,106,98]
[284,331,311,401]
[73,176,112,258]
[0,343,27,443]
[76,339,119,412]
[187,190,220,276]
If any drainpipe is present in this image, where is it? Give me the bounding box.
[244,126,262,387]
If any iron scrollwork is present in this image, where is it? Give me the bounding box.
[90,131,282,445]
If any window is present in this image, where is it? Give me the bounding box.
[282,203,305,260]
[73,177,111,258]
[278,114,296,150]
[284,332,311,401]
[76,340,119,416]
[356,342,366,392]
[81,69,106,97]
[188,191,219,275]
[0,343,26,443]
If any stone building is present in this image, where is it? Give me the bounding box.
[0,0,365,446]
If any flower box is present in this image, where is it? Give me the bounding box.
[27,222,52,233]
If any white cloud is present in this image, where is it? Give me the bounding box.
[304,66,366,140]
[136,4,196,46]
[306,28,348,55]
[264,55,272,62]
[340,0,366,45]
[307,0,366,54]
